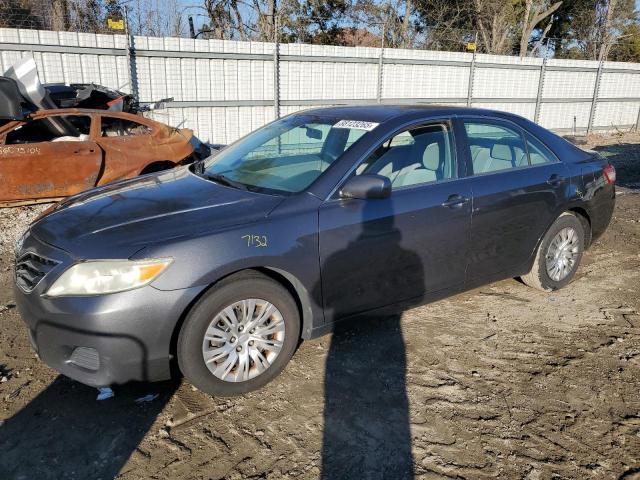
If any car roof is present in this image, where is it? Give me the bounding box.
[25,108,144,119]
[300,104,522,124]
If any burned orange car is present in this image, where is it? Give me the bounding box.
[0,108,206,206]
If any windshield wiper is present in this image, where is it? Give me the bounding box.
[202,172,248,190]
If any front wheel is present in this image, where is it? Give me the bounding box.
[177,272,300,396]
[521,212,585,291]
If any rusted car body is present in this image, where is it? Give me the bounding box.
[0,109,196,206]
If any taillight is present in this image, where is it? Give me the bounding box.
[603,164,616,184]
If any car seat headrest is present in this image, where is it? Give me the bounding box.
[491,143,512,162]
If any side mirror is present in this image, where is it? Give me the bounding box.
[339,174,391,200]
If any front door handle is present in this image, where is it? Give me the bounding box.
[547,174,565,186]
[73,148,96,154]
[442,194,470,208]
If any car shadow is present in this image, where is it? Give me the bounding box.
[591,142,640,189]
[315,197,420,479]
[0,375,179,479]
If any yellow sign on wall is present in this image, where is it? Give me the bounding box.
[107,18,125,30]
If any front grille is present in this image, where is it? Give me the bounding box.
[15,252,60,293]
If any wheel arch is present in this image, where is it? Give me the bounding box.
[168,266,316,377]
[520,207,592,277]
[567,206,592,248]
[252,266,316,340]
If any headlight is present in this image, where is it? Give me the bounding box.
[46,259,172,297]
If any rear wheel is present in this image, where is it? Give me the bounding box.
[177,272,300,396]
[521,212,585,291]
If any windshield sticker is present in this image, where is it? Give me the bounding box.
[333,120,379,131]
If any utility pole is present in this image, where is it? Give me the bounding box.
[188,16,196,39]
[467,31,478,107]
[377,22,386,103]
[273,10,280,120]
[124,5,139,101]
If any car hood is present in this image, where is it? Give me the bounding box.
[30,167,285,258]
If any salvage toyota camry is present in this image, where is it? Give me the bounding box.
[14,105,616,396]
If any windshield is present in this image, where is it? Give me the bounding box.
[200,114,375,194]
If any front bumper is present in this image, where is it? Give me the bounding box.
[14,231,203,387]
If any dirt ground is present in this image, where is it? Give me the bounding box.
[0,133,639,480]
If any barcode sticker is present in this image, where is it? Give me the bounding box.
[333,120,379,131]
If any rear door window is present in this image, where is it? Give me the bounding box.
[464,121,528,174]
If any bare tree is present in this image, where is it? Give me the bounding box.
[51,0,69,30]
[129,0,185,37]
[348,0,413,48]
[473,0,517,54]
[566,0,636,60]
[402,0,412,47]
[529,17,554,56]
[519,0,562,57]
[255,0,276,41]
[598,0,619,60]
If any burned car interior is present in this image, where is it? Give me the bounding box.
[100,117,152,137]
[5,115,89,144]
[3,115,155,144]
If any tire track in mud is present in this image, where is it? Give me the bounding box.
[400,249,640,479]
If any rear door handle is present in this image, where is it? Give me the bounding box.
[73,148,96,154]
[547,174,565,186]
[442,194,470,208]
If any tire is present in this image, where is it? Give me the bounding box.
[521,212,585,292]
[177,271,300,396]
